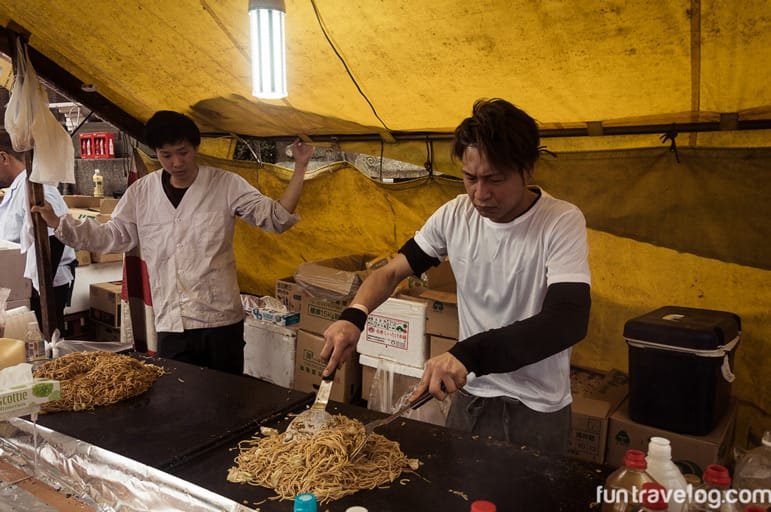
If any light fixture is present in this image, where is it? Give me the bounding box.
[248,0,287,99]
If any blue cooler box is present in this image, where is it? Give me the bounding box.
[624,306,740,435]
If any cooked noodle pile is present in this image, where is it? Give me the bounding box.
[33,351,165,412]
[227,414,419,504]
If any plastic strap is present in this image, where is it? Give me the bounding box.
[721,354,736,383]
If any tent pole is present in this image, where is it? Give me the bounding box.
[10,32,58,341]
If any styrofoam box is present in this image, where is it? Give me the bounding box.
[356,296,428,369]
[243,317,297,388]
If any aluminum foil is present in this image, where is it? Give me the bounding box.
[0,417,255,511]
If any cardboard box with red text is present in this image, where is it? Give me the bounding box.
[606,398,737,475]
[294,330,361,404]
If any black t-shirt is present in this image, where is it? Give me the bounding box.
[161,171,188,208]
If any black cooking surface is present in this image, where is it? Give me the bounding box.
[168,401,610,512]
[36,356,312,469]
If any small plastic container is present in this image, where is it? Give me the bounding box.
[470,501,497,512]
[25,321,43,362]
[732,431,771,509]
[601,449,657,512]
[293,492,317,512]
[646,437,688,512]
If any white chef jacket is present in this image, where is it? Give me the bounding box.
[0,170,75,291]
[55,166,298,332]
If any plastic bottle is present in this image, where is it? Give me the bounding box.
[686,464,738,512]
[602,449,658,512]
[92,168,104,198]
[640,482,670,511]
[646,437,688,512]
[293,492,317,512]
[470,501,497,512]
[25,321,43,361]
[733,431,771,509]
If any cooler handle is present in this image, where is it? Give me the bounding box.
[721,354,735,383]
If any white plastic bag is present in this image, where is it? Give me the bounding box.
[3,42,74,184]
[3,44,34,151]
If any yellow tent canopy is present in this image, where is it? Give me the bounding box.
[0,0,769,164]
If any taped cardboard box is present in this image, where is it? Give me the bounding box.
[63,195,101,209]
[293,253,375,300]
[297,295,350,335]
[568,366,628,464]
[0,241,31,302]
[429,335,457,359]
[90,281,122,327]
[606,398,737,476]
[275,276,308,313]
[294,330,361,404]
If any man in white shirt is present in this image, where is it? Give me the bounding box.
[321,99,591,454]
[0,131,76,331]
[33,111,314,374]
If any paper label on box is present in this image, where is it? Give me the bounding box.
[306,301,344,322]
[0,379,60,418]
[365,315,410,350]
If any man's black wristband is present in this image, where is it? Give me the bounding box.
[339,307,368,331]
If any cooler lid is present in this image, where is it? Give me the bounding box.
[623,306,741,350]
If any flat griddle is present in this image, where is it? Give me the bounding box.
[167,401,611,512]
[35,356,313,470]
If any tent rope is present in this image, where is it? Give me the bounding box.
[424,137,434,178]
[660,127,680,164]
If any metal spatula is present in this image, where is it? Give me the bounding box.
[284,370,336,440]
[350,390,434,457]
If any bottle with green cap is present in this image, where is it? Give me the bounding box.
[294,492,317,512]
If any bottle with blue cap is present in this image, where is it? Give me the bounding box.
[294,492,318,512]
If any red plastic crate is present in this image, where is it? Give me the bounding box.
[79,132,115,159]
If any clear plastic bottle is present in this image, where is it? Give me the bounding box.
[25,321,43,361]
[686,464,738,512]
[293,492,317,512]
[646,437,688,512]
[92,168,104,198]
[602,449,658,512]
[470,500,497,512]
[733,431,771,509]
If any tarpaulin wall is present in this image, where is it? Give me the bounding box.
[139,147,769,449]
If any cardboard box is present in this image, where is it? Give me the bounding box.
[298,296,350,335]
[75,250,91,267]
[294,253,374,300]
[5,299,30,310]
[294,330,361,404]
[606,398,737,476]
[359,354,449,427]
[0,242,32,302]
[275,276,308,313]
[90,281,122,327]
[429,335,457,359]
[567,366,629,464]
[63,195,102,209]
[99,197,119,214]
[93,320,121,341]
[399,287,459,339]
[356,296,428,369]
[244,317,297,388]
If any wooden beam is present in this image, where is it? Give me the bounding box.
[0,24,145,143]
